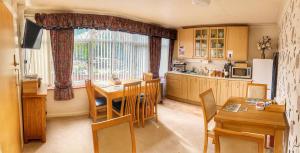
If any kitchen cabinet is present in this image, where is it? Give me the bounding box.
[217,80,229,106]
[226,26,249,61]
[187,76,200,102]
[166,72,251,106]
[166,73,188,100]
[199,77,208,94]
[177,25,248,61]
[208,78,218,98]
[194,28,209,59]
[209,27,226,60]
[177,28,194,58]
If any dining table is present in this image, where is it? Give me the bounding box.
[93,80,145,119]
[214,97,288,153]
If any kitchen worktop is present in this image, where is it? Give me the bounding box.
[167,71,252,82]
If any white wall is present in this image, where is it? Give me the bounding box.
[248,24,279,65]
[46,88,89,118]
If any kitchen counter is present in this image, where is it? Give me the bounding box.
[167,71,252,81]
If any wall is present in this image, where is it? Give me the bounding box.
[276,0,300,152]
[248,24,279,65]
[0,1,22,153]
[46,88,89,117]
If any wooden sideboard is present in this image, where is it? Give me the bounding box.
[22,80,47,143]
[166,72,251,106]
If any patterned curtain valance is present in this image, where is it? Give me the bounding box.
[35,13,177,40]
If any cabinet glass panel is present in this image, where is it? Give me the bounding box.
[210,27,225,59]
[194,28,209,58]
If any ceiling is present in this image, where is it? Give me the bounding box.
[24,0,286,28]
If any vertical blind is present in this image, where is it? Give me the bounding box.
[159,38,170,77]
[73,29,149,85]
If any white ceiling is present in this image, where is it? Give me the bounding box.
[25,0,286,28]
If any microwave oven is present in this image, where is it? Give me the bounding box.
[231,67,252,79]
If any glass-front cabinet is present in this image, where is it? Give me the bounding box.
[194,28,209,59]
[209,27,226,59]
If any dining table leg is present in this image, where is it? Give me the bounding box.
[274,130,284,153]
[106,96,113,119]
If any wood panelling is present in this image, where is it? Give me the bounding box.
[0,1,22,153]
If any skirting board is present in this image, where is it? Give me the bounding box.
[47,111,89,118]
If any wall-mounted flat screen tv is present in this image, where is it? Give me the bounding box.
[22,19,43,49]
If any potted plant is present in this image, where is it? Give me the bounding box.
[257,36,272,59]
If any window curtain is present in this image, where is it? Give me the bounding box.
[50,29,74,100]
[149,36,162,79]
[168,39,175,71]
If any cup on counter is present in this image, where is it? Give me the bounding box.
[256,101,265,111]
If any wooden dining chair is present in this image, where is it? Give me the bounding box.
[112,81,141,127]
[91,115,136,153]
[85,80,107,122]
[246,83,267,99]
[199,88,218,153]
[141,79,160,127]
[143,72,153,81]
[214,128,265,153]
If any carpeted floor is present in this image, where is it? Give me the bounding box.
[23,99,215,153]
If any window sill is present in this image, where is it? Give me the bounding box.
[47,85,86,90]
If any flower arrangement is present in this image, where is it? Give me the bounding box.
[257,36,272,59]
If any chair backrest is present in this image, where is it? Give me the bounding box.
[246,83,267,99]
[120,81,141,121]
[199,88,217,122]
[143,72,153,81]
[143,79,160,118]
[214,128,265,153]
[85,80,96,116]
[91,115,136,153]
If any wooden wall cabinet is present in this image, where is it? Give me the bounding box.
[209,27,226,60]
[226,26,249,61]
[177,28,194,58]
[177,26,248,61]
[22,82,47,143]
[194,28,209,59]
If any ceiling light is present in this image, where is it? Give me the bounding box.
[192,0,211,5]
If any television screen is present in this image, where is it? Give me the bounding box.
[22,19,43,49]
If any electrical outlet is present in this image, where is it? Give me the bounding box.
[227,50,233,59]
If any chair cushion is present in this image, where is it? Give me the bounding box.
[113,100,122,112]
[95,97,107,106]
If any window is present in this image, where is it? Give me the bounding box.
[73,29,149,85]
[25,28,170,88]
[159,38,170,78]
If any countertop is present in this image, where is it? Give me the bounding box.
[167,71,252,82]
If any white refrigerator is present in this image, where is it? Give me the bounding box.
[252,59,274,99]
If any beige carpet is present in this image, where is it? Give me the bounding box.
[23,99,215,153]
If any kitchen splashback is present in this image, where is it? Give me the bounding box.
[177,59,227,72]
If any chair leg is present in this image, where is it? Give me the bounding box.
[203,132,208,153]
[142,106,145,128]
